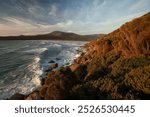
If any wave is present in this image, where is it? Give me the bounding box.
[0,57,42,99]
[52,43,62,47]
[0,40,87,99]
[23,48,48,54]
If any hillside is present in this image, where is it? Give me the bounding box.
[9,12,150,100]
[0,31,104,41]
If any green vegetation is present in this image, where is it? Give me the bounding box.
[70,55,150,100]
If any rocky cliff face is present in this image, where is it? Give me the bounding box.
[22,12,150,100]
[88,15,149,56]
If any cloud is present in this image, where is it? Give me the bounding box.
[0,16,75,36]
[93,0,105,6]
[0,0,150,36]
[48,5,58,17]
[128,0,150,12]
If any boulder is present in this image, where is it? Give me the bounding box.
[74,64,87,79]
[48,60,55,63]
[50,63,58,69]
[26,92,41,100]
[56,58,61,60]
[74,57,81,63]
[65,63,70,66]
[9,93,25,100]
[45,68,52,72]
[70,64,80,72]
[41,78,45,85]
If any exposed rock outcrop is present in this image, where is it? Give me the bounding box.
[50,63,58,69]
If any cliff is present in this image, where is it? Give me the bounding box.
[10,12,150,100]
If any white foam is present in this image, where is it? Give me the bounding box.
[24,48,48,54]
[53,43,62,47]
[75,54,81,58]
[17,57,42,95]
[0,41,87,99]
[0,57,42,99]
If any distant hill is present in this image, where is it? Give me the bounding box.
[0,31,105,41]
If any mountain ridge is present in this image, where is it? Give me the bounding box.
[0,31,105,41]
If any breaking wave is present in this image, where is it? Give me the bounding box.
[0,40,86,99]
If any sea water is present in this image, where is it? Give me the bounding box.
[0,40,86,99]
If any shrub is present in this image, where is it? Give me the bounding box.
[111,56,150,80]
[124,65,150,94]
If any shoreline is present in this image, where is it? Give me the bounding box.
[7,41,87,100]
[0,39,91,42]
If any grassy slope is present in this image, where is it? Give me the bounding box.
[26,12,150,100]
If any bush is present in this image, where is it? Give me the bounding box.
[111,56,150,80]
[124,65,150,94]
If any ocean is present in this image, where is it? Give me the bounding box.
[0,40,86,99]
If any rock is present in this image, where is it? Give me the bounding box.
[45,68,52,72]
[41,78,45,85]
[75,56,88,64]
[9,93,25,100]
[74,57,81,63]
[56,58,61,60]
[70,64,80,72]
[39,86,48,98]
[82,57,88,62]
[65,63,70,66]
[74,64,87,79]
[26,92,41,100]
[41,67,79,99]
[80,52,84,56]
[76,49,83,54]
[50,63,58,69]
[48,60,55,63]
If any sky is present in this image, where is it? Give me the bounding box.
[0,0,150,36]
